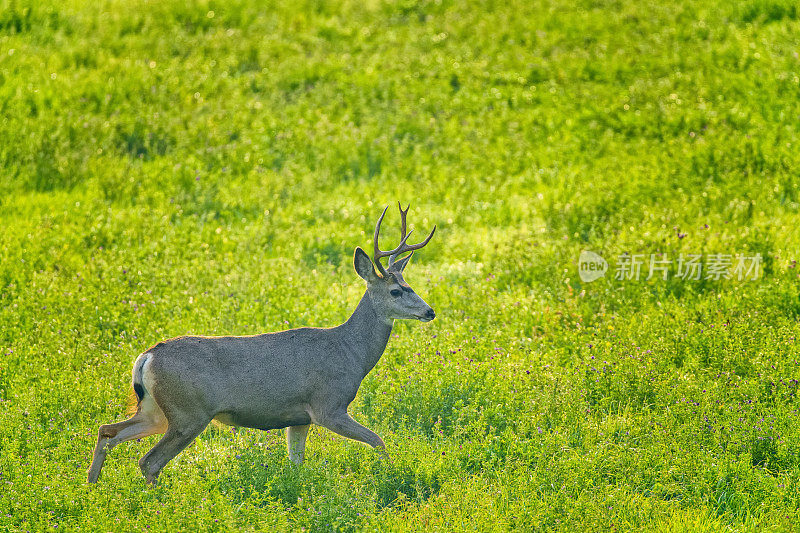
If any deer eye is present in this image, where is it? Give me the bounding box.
[390,289,402,298]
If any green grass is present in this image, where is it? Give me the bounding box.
[1,0,799,530]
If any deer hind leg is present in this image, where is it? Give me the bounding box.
[87,395,167,483]
[319,412,386,452]
[286,424,311,465]
[138,417,209,485]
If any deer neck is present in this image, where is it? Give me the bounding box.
[342,290,393,376]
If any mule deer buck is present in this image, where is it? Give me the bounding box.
[87,203,436,484]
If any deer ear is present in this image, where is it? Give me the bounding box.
[354,247,378,282]
[389,252,413,273]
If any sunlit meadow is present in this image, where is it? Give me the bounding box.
[1,0,799,530]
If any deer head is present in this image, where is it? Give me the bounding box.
[354,203,436,322]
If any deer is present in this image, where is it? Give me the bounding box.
[87,203,436,484]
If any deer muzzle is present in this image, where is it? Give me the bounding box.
[421,308,436,322]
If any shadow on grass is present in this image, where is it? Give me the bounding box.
[216,439,444,533]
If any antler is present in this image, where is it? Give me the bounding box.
[372,202,436,276]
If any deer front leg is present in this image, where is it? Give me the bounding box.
[286,424,311,465]
[318,412,386,452]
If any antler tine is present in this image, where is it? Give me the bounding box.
[398,202,410,240]
[395,225,436,256]
[372,205,390,276]
[389,202,411,265]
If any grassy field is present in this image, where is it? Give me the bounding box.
[1,0,800,530]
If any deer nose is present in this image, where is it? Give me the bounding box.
[425,309,436,320]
